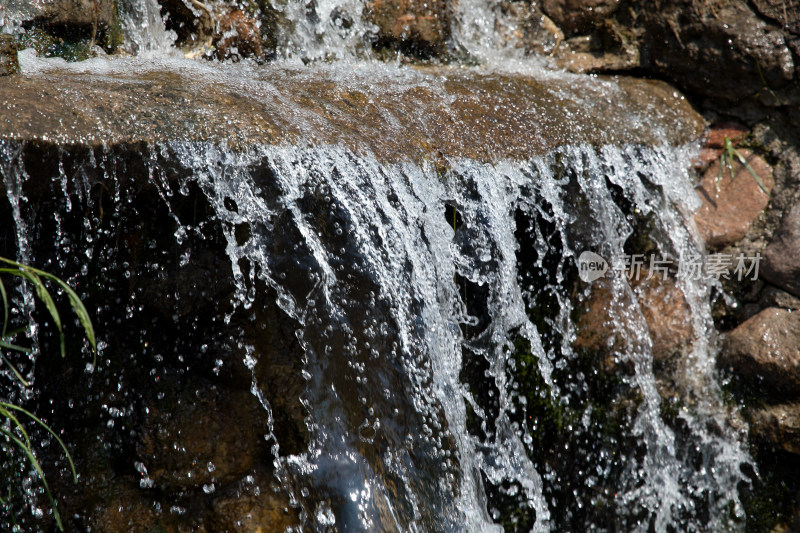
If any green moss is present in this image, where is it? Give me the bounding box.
[16,28,93,62]
[103,3,125,53]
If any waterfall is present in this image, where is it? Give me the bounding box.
[1,136,751,530]
[117,0,177,56]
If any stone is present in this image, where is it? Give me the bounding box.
[0,66,705,163]
[749,404,800,455]
[638,0,795,101]
[763,202,800,298]
[751,0,800,35]
[208,473,299,532]
[136,381,270,491]
[693,122,749,169]
[209,9,267,62]
[160,0,216,51]
[720,307,800,395]
[553,19,640,73]
[575,271,694,362]
[693,148,774,248]
[496,3,564,55]
[0,34,20,76]
[27,0,116,36]
[366,0,451,56]
[541,0,621,36]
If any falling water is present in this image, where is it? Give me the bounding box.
[117,0,177,56]
[1,136,752,530]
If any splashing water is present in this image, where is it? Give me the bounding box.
[117,0,178,56]
[85,140,746,531]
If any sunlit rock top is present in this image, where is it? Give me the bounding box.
[0,56,704,161]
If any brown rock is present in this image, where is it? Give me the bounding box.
[161,0,216,50]
[0,35,19,77]
[638,0,795,101]
[704,122,749,149]
[692,123,748,171]
[497,3,564,55]
[29,0,116,35]
[0,67,705,162]
[541,0,621,35]
[720,307,800,394]
[693,149,773,248]
[136,381,269,491]
[367,0,451,56]
[553,19,639,73]
[751,0,800,35]
[575,271,694,361]
[749,403,800,455]
[208,473,299,532]
[210,9,267,62]
[763,202,800,298]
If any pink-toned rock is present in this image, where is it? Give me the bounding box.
[720,307,800,394]
[763,202,800,298]
[692,123,749,170]
[575,271,694,362]
[693,148,773,248]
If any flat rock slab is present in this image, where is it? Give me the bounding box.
[0,56,704,161]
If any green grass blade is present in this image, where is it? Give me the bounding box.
[0,405,32,450]
[0,428,64,531]
[0,258,96,359]
[0,402,77,481]
[0,350,31,387]
[732,147,770,195]
[0,276,8,338]
[34,272,96,358]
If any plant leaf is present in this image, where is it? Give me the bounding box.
[0,402,77,481]
[0,349,31,387]
[0,428,64,531]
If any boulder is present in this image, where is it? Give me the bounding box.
[367,0,451,56]
[749,403,800,455]
[693,122,749,169]
[638,0,795,101]
[763,202,800,298]
[30,0,116,30]
[496,2,564,56]
[136,380,270,491]
[209,9,268,62]
[0,66,705,162]
[0,34,19,76]
[693,148,774,248]
[575,271,694,362]
[720,307,800,395]
[750,0,800,35]
[541,0,621,36]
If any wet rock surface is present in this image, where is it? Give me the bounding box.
[763,202,800,298]
[693,148,774,249]
[750,404,800,455]
[367,0,451,56]
[575,271,694,362]
[0,34,20,76]
[637,0,795,101]
[720,307,800,397]
[0,64,704,161]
